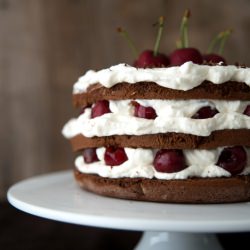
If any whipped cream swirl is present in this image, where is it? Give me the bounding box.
[75,147,250,180]
[73,62,250,93]
[62,99,250,138]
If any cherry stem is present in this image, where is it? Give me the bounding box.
[153,16,165,56]
[117,27,139,58]
[207,29,232,54]
[218,29,232,54]
[176,39,182,49]
[180,9,191,48]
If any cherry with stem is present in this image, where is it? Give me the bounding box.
[170,9,203,66]
[118,17,169,68]
[203,29,232,64]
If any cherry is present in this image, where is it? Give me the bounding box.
[216,146,247,175]
[243,105,250,116]
[192,106,219,119]
[104,147,128,166]
[203,53,226,64]
[153,149,186,173]
[170,10,203,66]
[91,100,111,118]
[170,48,203,66]
[83,148,99,163]
[204,29,232,65]
[118,17,169,68]
[131,101,157,119]
[134,50,169,68]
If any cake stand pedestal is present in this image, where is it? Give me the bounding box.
[134,232,222,250]
[7,171,250,250]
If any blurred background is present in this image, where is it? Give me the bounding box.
[1,0,250,200]
[1,1,250,249]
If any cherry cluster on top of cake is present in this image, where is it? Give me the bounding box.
[118,10,231,68]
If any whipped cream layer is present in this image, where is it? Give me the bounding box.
[62,99,250,138]
[75,147,250,180]
[73,62,250,94]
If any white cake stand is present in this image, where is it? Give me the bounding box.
[7,171,250,250]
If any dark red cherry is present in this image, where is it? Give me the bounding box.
[192,106,219,119]
[132,101,157,119]
[134,50,169,68]
[243,105,250,116]
[83,148,99,163]
[153,149,186,173]
[170,48,203,66]
[203,53,226,65]
[91,100,111,118]
[104,147,128,166]
[216,146,247,175]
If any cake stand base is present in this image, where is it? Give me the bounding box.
[135,231,222,250]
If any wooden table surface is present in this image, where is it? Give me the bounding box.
[1,201,250,250]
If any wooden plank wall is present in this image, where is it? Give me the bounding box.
[1,0,250,199]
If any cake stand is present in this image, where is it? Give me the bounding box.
[7,171,250,250]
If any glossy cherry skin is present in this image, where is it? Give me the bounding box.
[132,101,157,119]
[153,149,186,173]
[216,146,247,175]
[134,50,169,68]
[203,53,226,65]
[243,105,250,116]
[83,148,99,163]
[192,106,219,119]
[91,100,111,118]
[170,48,203,66]
[104,147,128,166]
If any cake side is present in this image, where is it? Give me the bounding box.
[63,64,250,203]
[75,170,250,204]
[62,12,250,203]
[73,81,250,107]
[69,129,250,151]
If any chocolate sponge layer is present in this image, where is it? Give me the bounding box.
[74,169,250,203]
[70,129,250,151]
[73,81,250,107]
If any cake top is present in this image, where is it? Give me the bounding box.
[73,11,250,94]
[73,62,250,94]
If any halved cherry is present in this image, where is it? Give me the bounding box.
[91,100,111,118]
[104,147,128,166]
[131,101,157,119]
[83,148,99,163]
[192,106,219,119]
[243,105,250,116]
